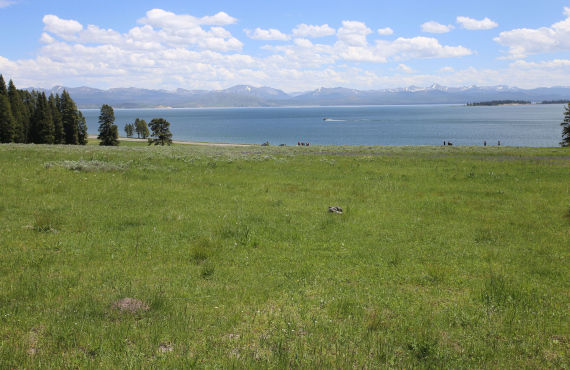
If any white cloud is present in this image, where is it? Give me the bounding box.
[200,12,238,26]
[40,9,243,53]
[138,8,237,28]
[39,32,55,44]
[376,37,472,60]
[43,15,83,40]
[292,24,336,38]
[244,28,290,41]
[377,27,394,36]
[337,21,372,46]
[494,7,570,58]
[397,64,414,73]
[0,0,17,9]
[456,16,498,30]
[15,9,568,93]
[293,38,314,48]
[510,59,570,69]
[421,21,454,34]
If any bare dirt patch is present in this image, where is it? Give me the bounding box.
[112,298,149,313]
[158,343,174,353]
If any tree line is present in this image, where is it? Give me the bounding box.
[124,118,150,139]
[97,104,172,146]
[0,75,87,145]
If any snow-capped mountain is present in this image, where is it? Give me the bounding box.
[23,84,570,108]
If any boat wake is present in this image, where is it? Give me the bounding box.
[323,118,346,122]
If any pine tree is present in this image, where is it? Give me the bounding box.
[30,92,54,144]
[124,122,134,137]
[0,75,7,96]
[20,90,34,143]
[77,111,88,145]
[60,90,79,144]
[148,118,173,146]
[0,75,14,143]
[97,104,119,146]
[135,118,149,139]
[0,94,15,143]
[7,80,26,143]
[49,94,64,144]
[561,103,570,147]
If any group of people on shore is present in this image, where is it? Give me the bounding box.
[443,140,501,146]
[297,141,310,146]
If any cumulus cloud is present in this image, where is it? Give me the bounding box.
[377,27,394,36]
[43,15,83,40]
[3,8,532,92]
[244,28,290,41]
[138,8,237,28]
[337,21,372,46]
[377,37,472,60]
[421,21,454,34]
[40,9,243,52]
[397,64,414,73]
[440,66,455,72]
[39,32,55,44]
[292,24,336,38]
[456,16,498,30]
[494,7,570,58]
[510,59,570,69]
[293,38,314,48]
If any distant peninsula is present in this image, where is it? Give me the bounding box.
[467,100,532,106]
[467,99,570,106]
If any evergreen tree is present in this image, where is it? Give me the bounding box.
[77,111,88,145]
[7,80,26,143]
[60,90,79,144]
[30,92,54,144]
[20,90,34,143]
[148,118,173,146]
[562,103,570,147]
[0,94,15,143]
[97,104,119,146]
[135,118,149,139]
[0,75,7,96]
[124,122,135,137]
[49,94,65,144]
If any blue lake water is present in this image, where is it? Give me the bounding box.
[81,104,566,147]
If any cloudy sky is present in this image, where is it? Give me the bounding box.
[0,0,569,91]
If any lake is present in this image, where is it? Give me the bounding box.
[81,104,566,147]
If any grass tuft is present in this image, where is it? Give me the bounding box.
[33,209,62,232]
[45,159,129,172]
[200,262,215,279]
[480,272,522,309]
[190,238,215,264]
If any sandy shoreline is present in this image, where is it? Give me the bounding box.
[87,135,251,147]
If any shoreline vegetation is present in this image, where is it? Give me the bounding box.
[0,143,568,368]
[467,99,570,106]
[87,134,252,147]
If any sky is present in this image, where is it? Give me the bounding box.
[0,0,569,92]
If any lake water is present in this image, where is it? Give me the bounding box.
[81,104,566,147]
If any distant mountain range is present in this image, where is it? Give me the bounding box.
[25,84,570,109]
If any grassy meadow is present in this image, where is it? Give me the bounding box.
[0,142,568,368]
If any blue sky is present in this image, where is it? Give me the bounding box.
[0,0,569,91]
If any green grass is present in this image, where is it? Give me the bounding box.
[0,142,568,368]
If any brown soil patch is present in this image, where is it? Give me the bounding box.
[158,343,174,353]
[112,297,149,313]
